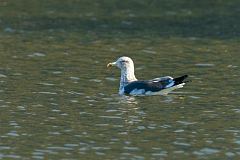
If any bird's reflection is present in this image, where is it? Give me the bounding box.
[117,95,138,105]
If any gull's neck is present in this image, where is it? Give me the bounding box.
[119,67,137,94]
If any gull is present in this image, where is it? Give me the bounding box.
[107,56,188,95]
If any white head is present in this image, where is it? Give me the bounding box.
[107,56,137,94]
[107,56,134,71]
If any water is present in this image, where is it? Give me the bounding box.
[0,0,240,159]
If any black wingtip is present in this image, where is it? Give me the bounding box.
[173,75,189,85]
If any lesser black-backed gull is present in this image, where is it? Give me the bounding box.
[107,56,188,95]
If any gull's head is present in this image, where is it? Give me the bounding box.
[107,56,134,70]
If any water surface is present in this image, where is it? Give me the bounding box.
[0,0,240,159]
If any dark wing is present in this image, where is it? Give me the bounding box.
[124,76,174,94]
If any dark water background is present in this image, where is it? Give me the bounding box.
[0,0,240,159]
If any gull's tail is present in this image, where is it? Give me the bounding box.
[173,75,189,86]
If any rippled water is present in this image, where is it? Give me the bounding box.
[0,0,240,159]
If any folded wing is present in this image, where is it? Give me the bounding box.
[124,75,188,95]
[124,76,174,94]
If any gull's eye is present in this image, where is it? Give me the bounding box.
[121,60,128,63]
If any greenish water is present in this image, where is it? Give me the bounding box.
[0,0,240,159]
